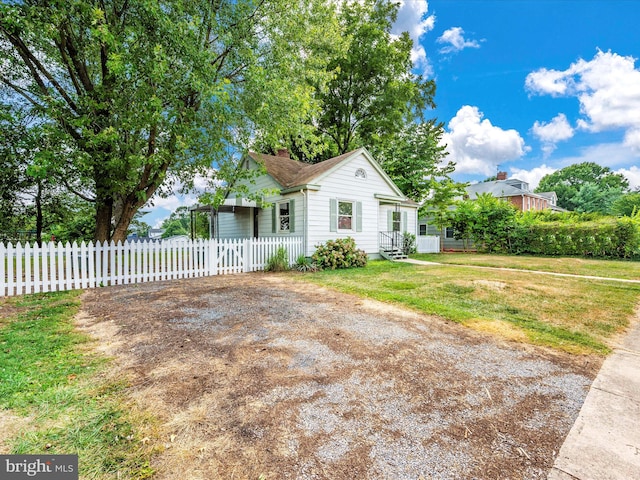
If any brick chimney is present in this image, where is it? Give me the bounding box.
[497,171,507,180]
[276,148,290,159]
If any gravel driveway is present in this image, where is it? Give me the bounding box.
[78,273,599,479]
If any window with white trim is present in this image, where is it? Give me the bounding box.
[338,201,354,230]
[392,211,401,232]
[445,227,454,239]
[278,201,290,232]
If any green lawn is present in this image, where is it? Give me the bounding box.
[0,291,156,479]
[411,252,640,280]
[296,259,640,355]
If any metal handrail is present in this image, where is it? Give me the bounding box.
[379,231,405,252]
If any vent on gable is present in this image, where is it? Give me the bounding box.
[355,168,367,179]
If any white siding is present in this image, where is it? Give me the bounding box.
[257,192,304,240]
[217,208,252,239]
[377,205,417,235]
[225,157,282,208]
[218,152,418,257]
[219,158,280,239]
[306,152,417,256]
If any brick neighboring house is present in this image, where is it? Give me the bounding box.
[419,171,564,251]
[464,171,562,213]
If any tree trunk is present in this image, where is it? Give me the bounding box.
[111,199,139,243]
[94,197,113,242]
[35,180,43,247]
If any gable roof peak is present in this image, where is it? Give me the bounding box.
[246,147,404,198]
[247,148,364,188]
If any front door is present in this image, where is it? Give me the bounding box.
[253,208,259,238]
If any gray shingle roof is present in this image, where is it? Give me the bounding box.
[466,181,529,198]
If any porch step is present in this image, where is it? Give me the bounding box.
[380,248,408,261]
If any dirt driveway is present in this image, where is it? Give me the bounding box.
[79,273,599,480]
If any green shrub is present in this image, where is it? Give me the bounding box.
[454,204,640,259]
[265,246,290,271]
[517,216,640,259]
[403,232,417,254]
[312,237,367,270]
[293,254,318,272]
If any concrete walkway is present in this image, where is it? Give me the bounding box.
[400,258,640,479]
[547,317,640,480]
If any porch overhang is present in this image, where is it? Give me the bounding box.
[375,193,408,204]
[280,183,321,195]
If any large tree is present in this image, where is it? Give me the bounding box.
[268,0,435,162]
[0,106,30,241]
[535,162,629,213]
[0,105,88,244]
[611,191,640,217]
[160,206,210,239]
[370,120,463,205]
[1,0,338,241]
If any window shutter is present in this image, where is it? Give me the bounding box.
[387,211,393,231]
[290,199,295,233]
[330,199,337,232]
[402,211,408,232]
[272,204,276,233]
[356,201,362,232]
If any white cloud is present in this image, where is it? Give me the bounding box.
[442,105,527,176]
[437,27,481,54]
[526,50,640,148]
[553,142,639,169]
[192,167,220,191]
[623,128,640,152]
[616,166,640,190]
[391,0,435,76]
[509,165,556,191]
[524,68,571,96]
[140,164,224,228]
[531,113,574,156]
[149,193,198,212]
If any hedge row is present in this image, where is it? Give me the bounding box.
[511,217,640,258]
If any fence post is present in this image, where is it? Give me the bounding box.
[244,239,251,273]
[24,242,32,295]
[32,242,40,294]
[49,241,57,292]
[40,242,49,293]
[0,243,6,296]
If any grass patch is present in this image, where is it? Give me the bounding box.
[411,252,640,280]
[0,291,156,479]
[295,260,640,354]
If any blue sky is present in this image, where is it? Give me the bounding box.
[396,0,640,190]
[145,0,640,227]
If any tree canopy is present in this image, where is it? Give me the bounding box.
[535,162,629,213]
[0,105,94,244]
[370,120,466,213]
[160,206,209,239]
[611,192,640,217]
[265,0,435,163]
[1,0,338,241]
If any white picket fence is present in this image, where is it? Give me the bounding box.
[0,237,304,297]
[417,235,440,253]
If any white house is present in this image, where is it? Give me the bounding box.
[215,147,418,258]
